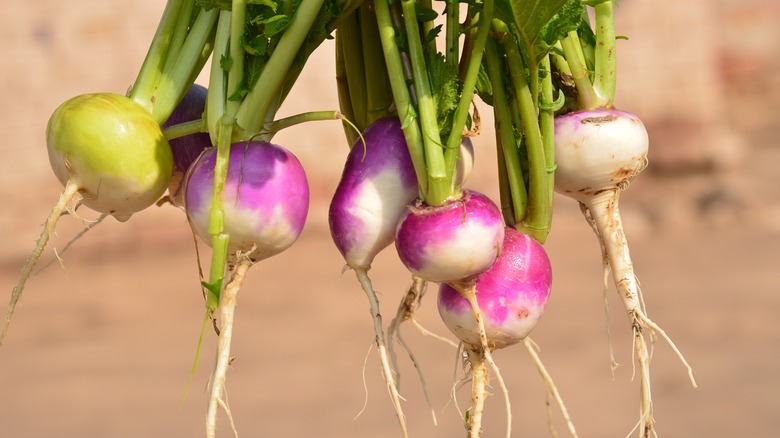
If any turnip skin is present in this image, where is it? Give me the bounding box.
[554,107,696,434]
[553,109,648,202]
[46,93,173,222]
[395,190,504,283]
[438,227,552,349]
[163,84,211,206]
[184,141,309,262]
[329,117,418,269]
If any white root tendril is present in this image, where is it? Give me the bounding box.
[582,193,696,438]
[387,275,448,425]
[354,342,374,420]
[580,203,621,377]
[453,281,511,438]
[523,337,579,438]
[1,180,81,345]
[205,253,253,438]
[354,268,409,438]
[35,212,109,275]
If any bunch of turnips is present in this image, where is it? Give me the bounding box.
[4,0,696,437]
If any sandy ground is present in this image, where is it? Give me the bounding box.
[1,1,780,437]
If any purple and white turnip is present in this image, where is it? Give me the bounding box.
[328,117,417,436]
[184,140,309,436]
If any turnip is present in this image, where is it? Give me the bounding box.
[554,109,696,432]
[553,4,696,435]
[328,117,417,436]
[162,83,211,207]
[436,227,576,438]
[1,93,172,344]
[395,190,504,284]
[437,227,552,349]
[184,140,309,437]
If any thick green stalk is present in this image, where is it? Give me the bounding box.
[151,8,219,124]
[401,0,449,205]
[130,0,186,113]
[561,31,604,110]
[360,4,393,125]
[374,0,428,197]
[539,54,556,232]
[162,0,196,74]
[484,38,526,226]
[444,0,460,70]
[206,116,235,308]
[443,0,493,187]
[495,22,550,242]
[235,0,326,135]
[593,0,616,105]
[340,12,368,130]
[225,0,247,119]
[335,35,359,145]
[206,11,232,146]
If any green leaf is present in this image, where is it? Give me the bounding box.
[426,51,460,139]
[509,0,568,65]
[201,279,222,309]
[540,0,584,47]
[416,5,439,22]
[262,14,291,38]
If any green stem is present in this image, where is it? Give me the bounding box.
[494,21,550,243]
[360,3,393,125]
[538,54,556,235]
[374,0,428,198]
[335,35,358,145]
[401,0,449,205]
[163,0,196,74]
[340,11,368,130]
[593,0,616,105]
[225,0,247,119]
[237,110,346,141]
[206,11,232,146]
[151,8,219,124]
[484,38,526,226]
[443,0,493,189]
[205,116,235,308]
[235,0,325,135]
[560,31,603,110]
[444,0,460,70]
[163,118,207,140]
[130,0,186,113]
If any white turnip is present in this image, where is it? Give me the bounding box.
[554,108,696,435]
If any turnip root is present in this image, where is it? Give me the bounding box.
[184,141,309,437]
[438,227,559,438]
[2,93,172,344]
[329,117,417,436]
[554,109,696,435]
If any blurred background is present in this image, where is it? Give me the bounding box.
[1,0,778,436]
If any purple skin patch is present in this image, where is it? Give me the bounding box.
[329,117,418,268]
[163,84,211,174]
[437,227,552,348]
[395,190,505,283]
[554,108,640,134]
[185,141,309,259]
